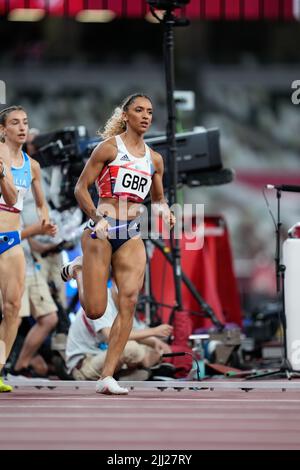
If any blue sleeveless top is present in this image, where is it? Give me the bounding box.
[0,151,32,213]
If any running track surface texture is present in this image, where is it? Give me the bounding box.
[1,379,300,450]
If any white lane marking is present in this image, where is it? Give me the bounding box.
[1,412,300,419]
[1,397,300,403]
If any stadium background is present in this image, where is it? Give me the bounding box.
[1,0,300,323]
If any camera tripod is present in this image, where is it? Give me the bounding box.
[246,188,300,380]
[140,236,223,329]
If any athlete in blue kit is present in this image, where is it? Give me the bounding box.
[0,106,56,392]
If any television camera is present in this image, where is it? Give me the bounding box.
[30,125,232,211]
[30,126,99,211]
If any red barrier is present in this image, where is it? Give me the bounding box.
[150,215,242,331]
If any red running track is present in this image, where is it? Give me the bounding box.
[1,387,300,450]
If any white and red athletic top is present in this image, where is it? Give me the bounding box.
[96,135,155,203]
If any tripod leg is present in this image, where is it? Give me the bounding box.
[150,237,223,328]
[245,369,282,380]
[144,240,153,325]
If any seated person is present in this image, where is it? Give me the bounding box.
[66,282,173,381]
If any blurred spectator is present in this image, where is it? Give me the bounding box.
[26,127,40,156]
[23,128,70,336]
[10,221,59,377]
[66,282,173,381]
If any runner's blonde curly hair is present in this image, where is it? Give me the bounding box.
[98,93,152,139]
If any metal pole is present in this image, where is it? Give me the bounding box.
[163,9,183,310]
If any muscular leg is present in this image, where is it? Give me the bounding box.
[14,312,58,371]
[121,340,161,369]
[142,349,161,368]
[0,245,25,373]
[76,230,112,319]
[101,238,146,378]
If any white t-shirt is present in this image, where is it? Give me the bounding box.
[66,288,118,372]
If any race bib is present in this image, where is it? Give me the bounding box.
[113,167,152,200]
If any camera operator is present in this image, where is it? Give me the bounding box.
[24,131,70,315]
[25,129,85,311]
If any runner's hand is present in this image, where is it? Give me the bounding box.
[94,217,110,240]
[40,220,58,237]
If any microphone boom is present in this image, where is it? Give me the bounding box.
[266,184,300,193]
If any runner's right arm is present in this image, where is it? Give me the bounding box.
[0,143,17,206]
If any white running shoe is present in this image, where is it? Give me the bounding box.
[95,376,129,395]
[60,255,82,282]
